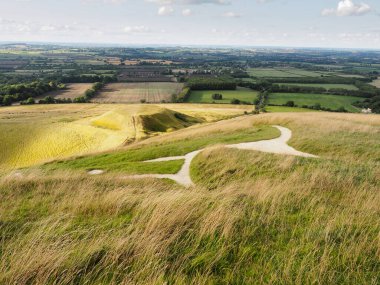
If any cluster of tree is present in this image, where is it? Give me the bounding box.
[239,80,272,91]
[0,81,61,106]
[253,91,269,112]
[21,97,36,105]
[58,75,117,84]
[230,70,250,78]
[230,98,252,105]
[354,96,380,114]
[171,87,191,103]
[187,77,236,90]
[38,96,73,104]
[211,93,223,100]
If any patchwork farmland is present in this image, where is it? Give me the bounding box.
[92,83,184,103]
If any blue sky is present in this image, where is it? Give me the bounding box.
[0,0,379,48]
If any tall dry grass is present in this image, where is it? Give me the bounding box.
[0,112,379,284]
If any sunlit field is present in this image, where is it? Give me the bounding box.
[0,104,252,170]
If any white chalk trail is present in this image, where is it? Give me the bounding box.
[90,126,317,187]
[226,126,317,158]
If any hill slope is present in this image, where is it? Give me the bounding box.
[1,112,379,284]
[0,105,201,170]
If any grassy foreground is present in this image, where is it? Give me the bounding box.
[1,112,379,284]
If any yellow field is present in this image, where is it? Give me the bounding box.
[0,104,251,170]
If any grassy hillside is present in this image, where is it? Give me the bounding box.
[0,104,252,170]
[45,124,279,174]
[268,93,364,112]
[1,112,379,284]
[0,104,205,170]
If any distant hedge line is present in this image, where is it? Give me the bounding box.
[187,77,237,90]
[172,87,191,103]
[0,81,61,106]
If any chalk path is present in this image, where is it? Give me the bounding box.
[92,126,317,187]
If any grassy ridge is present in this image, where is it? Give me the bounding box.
[0,105,201,170]
[46,125,279,174]
[1,112,379,284]
[268,93,365,112]
[0,104,249,170]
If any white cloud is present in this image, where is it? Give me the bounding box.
[322,0,371,17]
[124,25,151,33]
[182,8,192,16]
[146,0,229,5]
[82,0,126,4]
[223,11,241,18]
[158,5,174,15]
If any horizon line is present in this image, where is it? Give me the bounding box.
[1,41,380,52]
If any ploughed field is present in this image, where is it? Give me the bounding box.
[268,93,365,112]
[36,83,93,101]
[92,83,184,103]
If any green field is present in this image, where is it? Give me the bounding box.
[278,83,359,90]
[187,88,258,104]
[248,68,326,78]
[268,93,364,112]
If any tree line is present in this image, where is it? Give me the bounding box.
[354,96,380,113]
[172,87,191,103]
[187,77,237,90]
[0,81,62,106]
[58,75,117,84]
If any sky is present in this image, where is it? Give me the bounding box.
[0,0,380,49]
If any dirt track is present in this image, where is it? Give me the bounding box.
[90,126,317,187]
